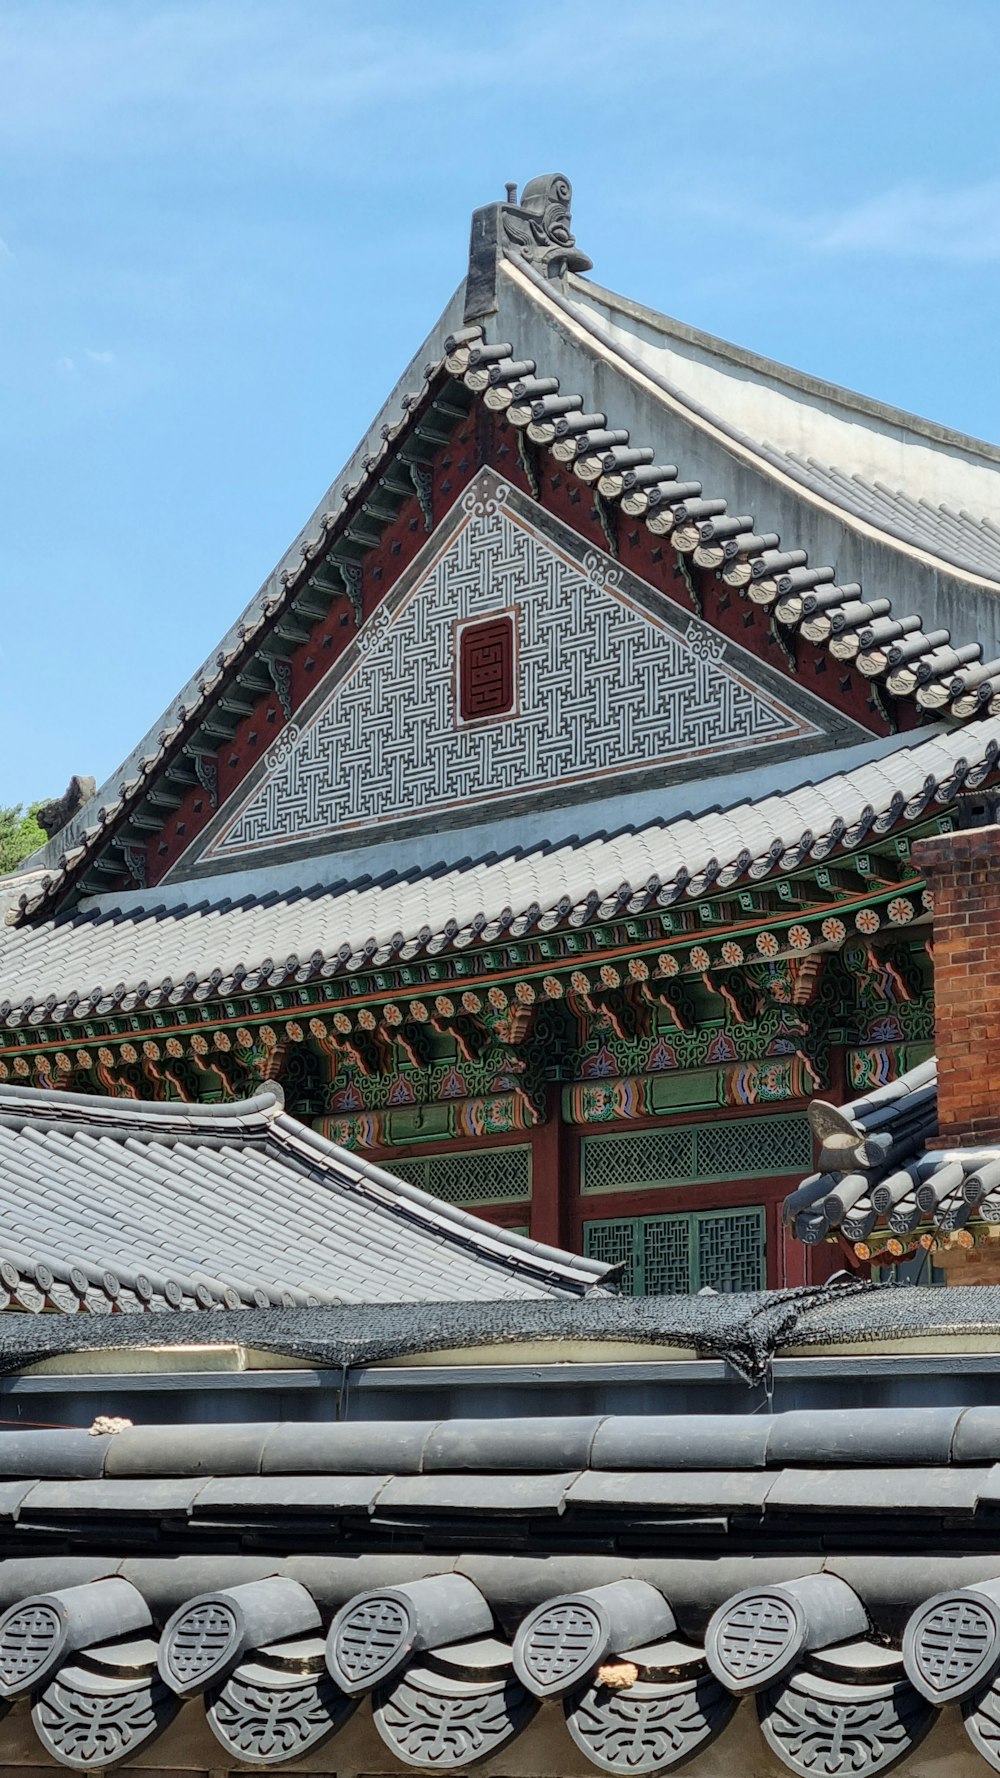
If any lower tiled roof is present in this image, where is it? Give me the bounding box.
[783,1056,1000,1251]
[1,717,994,1029]
[0,1083,608,1311]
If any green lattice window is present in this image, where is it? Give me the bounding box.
[584,1207,766,1295]
[580,1117,810,1195]
[389,1146,531,1207]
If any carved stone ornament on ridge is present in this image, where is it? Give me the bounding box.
[207,1656,356,1765]
[374,1663,537,1768]
[500,174,593,277]
[565,1672,737,1774]
[757,1670,935,1778]
[204,472,821,863]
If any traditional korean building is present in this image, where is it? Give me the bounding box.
[4,172,1000,1294]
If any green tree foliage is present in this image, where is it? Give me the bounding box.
[0,803,48,874]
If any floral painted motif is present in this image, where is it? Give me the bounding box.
[922,888,935,912]
[383,1004,403,1026]
[434,995,455,1017]
[628,958,649,981]
[756,931,779,957]
[542,975,563,997]
[166,1038,184,1058]
[647,1037,679,1071]
[570,970,591,993]
[333,1012,352,1034]
[788,925,811,950]
[657,953,680,978]
[599,964,621,989]
[720,941,744,966]
[821,917,847,944]
[461,991,482,1014]
[357,1009,376,1031]
[515,981,535,1004]
[410,1000,429,1021]
[582,1046,618,1079]
[855,908,881,935]
[887,897,914,924]
[487,986,508,1010]
[689,945,710,970]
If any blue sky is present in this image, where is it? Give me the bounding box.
[1,0,998,807]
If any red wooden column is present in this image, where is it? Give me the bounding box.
[529,1087,575,1249]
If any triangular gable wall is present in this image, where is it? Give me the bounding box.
[184,470,862,869]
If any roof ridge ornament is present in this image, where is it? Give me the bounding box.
[465,174,592,323]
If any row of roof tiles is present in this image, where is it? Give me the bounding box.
[0,717,994,1029]
[16,305,1000,924]
[19,1405,1000,1479]
[0,1553,988,1774]
[778,450,1000,583]
[0,1084,606,1313]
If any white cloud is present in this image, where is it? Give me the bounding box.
[53,355,75,375]
[85,349,115,367]
[0,237,10,258]
[817,180,1000,263]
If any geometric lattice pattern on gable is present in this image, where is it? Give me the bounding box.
[206,474,820,859]
[580,1117,810,1195]
[389,1146,531,1206]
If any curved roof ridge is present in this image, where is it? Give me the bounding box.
[566,269,1000,470]
[512,259,1000,588]
[0,1079,284,1130]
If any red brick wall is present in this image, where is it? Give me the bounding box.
[912,825,1000,1146]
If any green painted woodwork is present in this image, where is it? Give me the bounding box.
[389,1145,532,1207]
[583,1206,766,1295]
[580,1117,811,1196]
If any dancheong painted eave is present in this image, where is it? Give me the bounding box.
[14,173,1000,923]
[0,1079,609,1313]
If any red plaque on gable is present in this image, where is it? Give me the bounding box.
[458,613,516,722]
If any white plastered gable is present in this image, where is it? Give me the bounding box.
[198,471,832,863]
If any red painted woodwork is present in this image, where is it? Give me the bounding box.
[458,614,515,722]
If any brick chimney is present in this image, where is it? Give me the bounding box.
[913,824,1000,1147]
